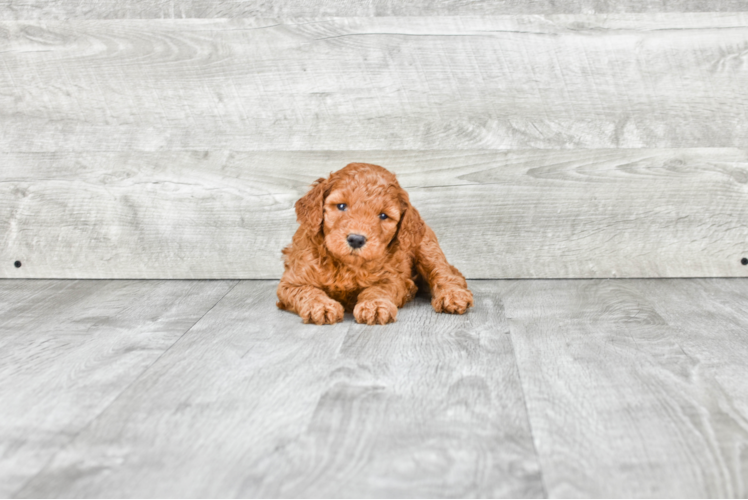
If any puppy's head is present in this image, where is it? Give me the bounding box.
[295,163,423,262]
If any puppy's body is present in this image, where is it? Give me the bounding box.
[277,163,473,325]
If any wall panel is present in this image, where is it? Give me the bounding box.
[0,16,747,151]
[2,0,748,19]
[2,149,746,278]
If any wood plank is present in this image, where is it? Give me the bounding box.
[637,278,748,497]
[3,0,748,19]
[248,281,542,498]
[503,279,748,497]
[16,280,544,498]
[2,149,747,279]
[1,15,747,151]
[12,280,353,498]
[0,279,235,497]
[0,279,60,318]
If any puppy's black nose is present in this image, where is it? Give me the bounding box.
[347,234,367,249]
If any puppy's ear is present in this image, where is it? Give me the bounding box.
[395,189,425,253]
[295,177,329,234]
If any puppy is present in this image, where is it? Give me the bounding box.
[277,163,473,325]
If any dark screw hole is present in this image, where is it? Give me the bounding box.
[14,260,22,268]
[742,258,748,266]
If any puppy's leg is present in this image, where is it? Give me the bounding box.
[416,226,474,314]
[277,281,344,325]
[354,281,412,325]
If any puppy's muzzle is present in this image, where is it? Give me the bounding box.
[347,234,367,249]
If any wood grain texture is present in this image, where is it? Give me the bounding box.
[249,281,542,498]
[1,15,747,151]
[5,278,748,497]
[2,0,748,19]
[11,280,352,498]
[15,280,543,498]
[2,149,747,279]
[503,278,748,497]
[0,279,236,497]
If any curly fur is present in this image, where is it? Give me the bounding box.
[277,163,474,325]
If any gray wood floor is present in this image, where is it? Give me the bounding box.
[2,279,747,498]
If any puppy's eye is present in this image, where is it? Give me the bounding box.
[379,213,388,220]
[337,203,347,211]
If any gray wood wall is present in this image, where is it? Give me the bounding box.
[1,4,747,278]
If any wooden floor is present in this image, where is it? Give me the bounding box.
[2,278,747,498]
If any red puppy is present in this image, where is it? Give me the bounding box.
[277,163,473,325]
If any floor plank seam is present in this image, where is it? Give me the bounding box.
[9,280,241,498]
[504,312,550,499]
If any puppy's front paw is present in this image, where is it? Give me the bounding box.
[432,287,474,314]
[354,298,398,325]
[299,298,344,325]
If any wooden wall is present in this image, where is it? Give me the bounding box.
[1,5,747,278]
